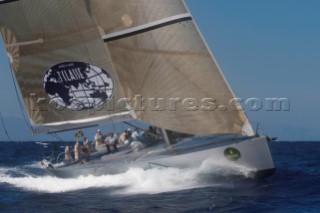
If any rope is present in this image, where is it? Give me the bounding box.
[52,133,65,142]
[8,62,32,131]
[120,113,125,132]
[0,112,19,154]
[121,120,125,132]
[0,112,13,142]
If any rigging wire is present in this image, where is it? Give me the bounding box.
[0,112,20,155]
[0,112,13,142]
[48,134,64,161]
[120,118,125,132]
[0,62,32,143]
[8,61,33,133]
[52,133,65,143]
[119,112,125,133]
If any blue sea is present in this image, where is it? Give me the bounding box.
[0,141,319,212]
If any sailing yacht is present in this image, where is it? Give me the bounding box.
[0,0,275,178]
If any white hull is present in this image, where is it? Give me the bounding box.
[47,136,275,179]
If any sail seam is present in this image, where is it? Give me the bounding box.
[102,13,192,42]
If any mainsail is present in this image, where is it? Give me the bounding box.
[0,0,131,134]
[0,0,254,136]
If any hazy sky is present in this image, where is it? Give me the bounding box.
[0,0,320,141]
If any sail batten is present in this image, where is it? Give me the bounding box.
[103,13,192,42]
[5,38,44,48]
[31,111,132,135]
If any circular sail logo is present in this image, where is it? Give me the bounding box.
[43,62,114,110]
[224,147,241,161]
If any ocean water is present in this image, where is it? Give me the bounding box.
[0,141,319,213]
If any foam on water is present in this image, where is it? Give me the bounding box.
[199,157,255,177]
[0,157,254,195]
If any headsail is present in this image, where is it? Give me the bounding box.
[0,0,131,134]
[0,0,254,136]
[92,0,254,136]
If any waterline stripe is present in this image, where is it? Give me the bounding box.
[102,13,192,42]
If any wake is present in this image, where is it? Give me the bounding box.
[0,158,255,194]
